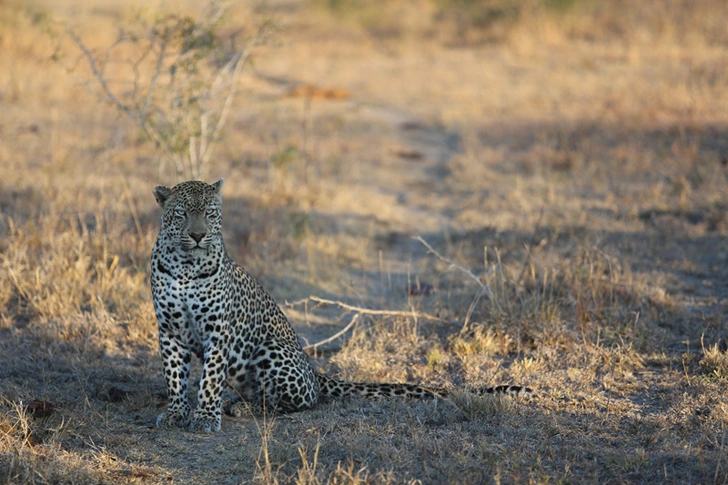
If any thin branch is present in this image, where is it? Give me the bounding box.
[514,202,547,287]
[200,17,267,168]
[200,48,249,167]
[189,135,198,178]
[64,25,179,170]
[199,111,209,173]
[121,178,144,244]
[63,5,268,180]
[415,236,493,301]
[200,0,227,28]
[130,47,147,100]
[173,152,186,180]
[307,296,444,323]
[303,314,360,351]
[461,287,485,336]
[283,298,310,307]
[141,37,168,121]
[100,32,126,79]
[64,26,137,122]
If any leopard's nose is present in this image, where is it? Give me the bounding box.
[190,232,206,243]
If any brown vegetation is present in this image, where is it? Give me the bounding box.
[1,0,728,483]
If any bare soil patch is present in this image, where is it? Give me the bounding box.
[1,1,727,483]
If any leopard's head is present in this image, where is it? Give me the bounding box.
[153,179,224,252]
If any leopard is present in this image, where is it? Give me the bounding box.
[151,179,532,433]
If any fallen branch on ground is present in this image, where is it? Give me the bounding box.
[307,296,444,323]
[290,296,445,351]
[303,314,360,351]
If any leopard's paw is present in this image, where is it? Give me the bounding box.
[156,408,191,429]
[227,400,257,418]
[189,410,221,433]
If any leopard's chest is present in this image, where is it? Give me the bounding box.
[151,249,231,347]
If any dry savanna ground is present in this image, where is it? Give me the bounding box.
[1,0,728,483]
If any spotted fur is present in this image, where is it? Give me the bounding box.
[151,180,532,433]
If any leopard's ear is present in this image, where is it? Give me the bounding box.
[153,185,172,208]
[212,179,224,203]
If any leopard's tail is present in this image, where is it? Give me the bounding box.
[316,373,446,399]
[316,374,533,400]
[473,384,533,398]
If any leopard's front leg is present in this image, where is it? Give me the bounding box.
[189,329,229,433]
[156,330,192,429]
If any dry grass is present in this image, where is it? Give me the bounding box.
[1,0,728,483]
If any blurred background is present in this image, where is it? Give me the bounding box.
[1,1,728,483]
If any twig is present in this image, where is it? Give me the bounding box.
[460,287,485,336]
[62,5,267,181]
[307,296,445,323]
[140,37,168,121]
[415,236,493,300]
[200,33,258,168]
[64,25,178,170]
[130,35,151,100]
[121,178,144,244]
[514,202,547,287]
[64,27,135,121]
[200,51,242,167]
[100,32,125,79]
[714,425,725,485]
[303,314,360,351]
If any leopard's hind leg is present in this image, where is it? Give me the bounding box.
[225,340,320,416]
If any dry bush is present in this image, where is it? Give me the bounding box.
[700,341,728,381]
[1,0,728,483]
[54,2,268,180]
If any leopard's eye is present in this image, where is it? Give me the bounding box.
[174,207,187,219]
[205,207,217,218]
